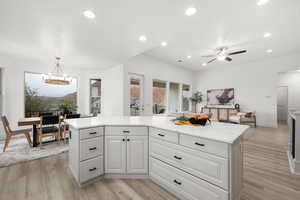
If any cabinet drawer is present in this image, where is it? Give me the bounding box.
[150,138,228,189]
[105,126,148,136]
[149,127,178,144]
[150,158,228,200]
[80,137,103,161]
[80,127,104,140]
[80,156,103,183]
[180,134,228,158]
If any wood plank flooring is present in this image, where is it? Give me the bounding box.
[0,123,300,200]
[241,123,300,200]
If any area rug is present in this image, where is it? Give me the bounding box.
[0,137,69,168]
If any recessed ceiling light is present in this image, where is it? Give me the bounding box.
[266,49,273,53]
[185,7,197,16]
[257,0,269,6]
[187,55,192,59]
[83,10,96,19]
[202,63,207,66]
[264,32,272,38]
[139,35,147,42]
[161,41,167,47]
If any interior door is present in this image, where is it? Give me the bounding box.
[277,86,288,122]
[105,136,126,173]
[129,73,144,116]
[126,136,148,174]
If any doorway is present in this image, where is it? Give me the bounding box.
[277,86,288,124]
[129,73,144,116]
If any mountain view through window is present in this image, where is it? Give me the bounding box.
[24,72,77,117]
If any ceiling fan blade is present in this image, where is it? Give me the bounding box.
[228,50,247,56]
[207,58,217,64]
[225,57,232,62]
[201,54,216,58]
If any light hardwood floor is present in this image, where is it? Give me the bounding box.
[241,122,300,200]
[0,123,300,200]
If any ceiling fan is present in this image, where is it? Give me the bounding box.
[201,47,247,65]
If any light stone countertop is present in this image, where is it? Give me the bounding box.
[66,116,249,144]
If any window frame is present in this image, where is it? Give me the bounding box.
[89,78,101,116]
[23,71,79,117]
[152,78,192,115]
[152,79,168,115]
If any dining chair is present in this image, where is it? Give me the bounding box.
[38,115,61,147]
[39,112,53,117]
[61,114,80,143]
[1,115,32,152]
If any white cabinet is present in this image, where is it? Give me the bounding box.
[150,138,228,189]
[127,136,148,174]
[105,127,148,175]
[150,158,228,200]
[69,126,104,185]
[105,136,126,173]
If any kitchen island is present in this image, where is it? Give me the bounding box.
[67,116,249,200]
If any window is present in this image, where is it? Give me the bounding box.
[182,84,191,112]
[24,72,77,117]
[168,82,180,113]
[153,80,167,114]
[90,79,101,116]
[130,77,141,116]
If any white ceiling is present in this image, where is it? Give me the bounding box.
[0,0,300,70]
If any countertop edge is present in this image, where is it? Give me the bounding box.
[67,122,250,144]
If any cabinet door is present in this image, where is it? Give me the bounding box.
[127,136,148,174]
[105,136,126,173]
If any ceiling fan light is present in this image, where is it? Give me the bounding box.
[217,55,226,61]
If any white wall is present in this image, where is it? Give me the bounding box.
[123,54,194,115]
[278,71,300,111]
[101,64,125,116]
[193,53,300,128]
[0,57,110,136]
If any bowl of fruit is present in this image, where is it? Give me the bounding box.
[172,114,209,126]
[188,115,209,126]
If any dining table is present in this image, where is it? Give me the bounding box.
[18,115,89,147]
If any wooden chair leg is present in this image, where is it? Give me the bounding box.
[3,135,11,152]
[25,133,32,146]
[63,133,67,144]
[57,132,61,144]
[39,135,43,147]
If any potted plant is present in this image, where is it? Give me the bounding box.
[190,91,203,113]
[58,101,78,115]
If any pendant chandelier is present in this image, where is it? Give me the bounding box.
[42,57,71,85]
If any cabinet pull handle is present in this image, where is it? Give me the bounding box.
[127,139,130,142]
[89,132,97,135]
[158,133,165,137]
[89,167,97,172]
[195,142,205,147]
[174,155,182,160]
[89,147,97,151]
[122,138,126,141]
[174,179,182,185]
[123,130,130,133]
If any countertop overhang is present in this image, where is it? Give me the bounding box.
[66,116,249,144]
